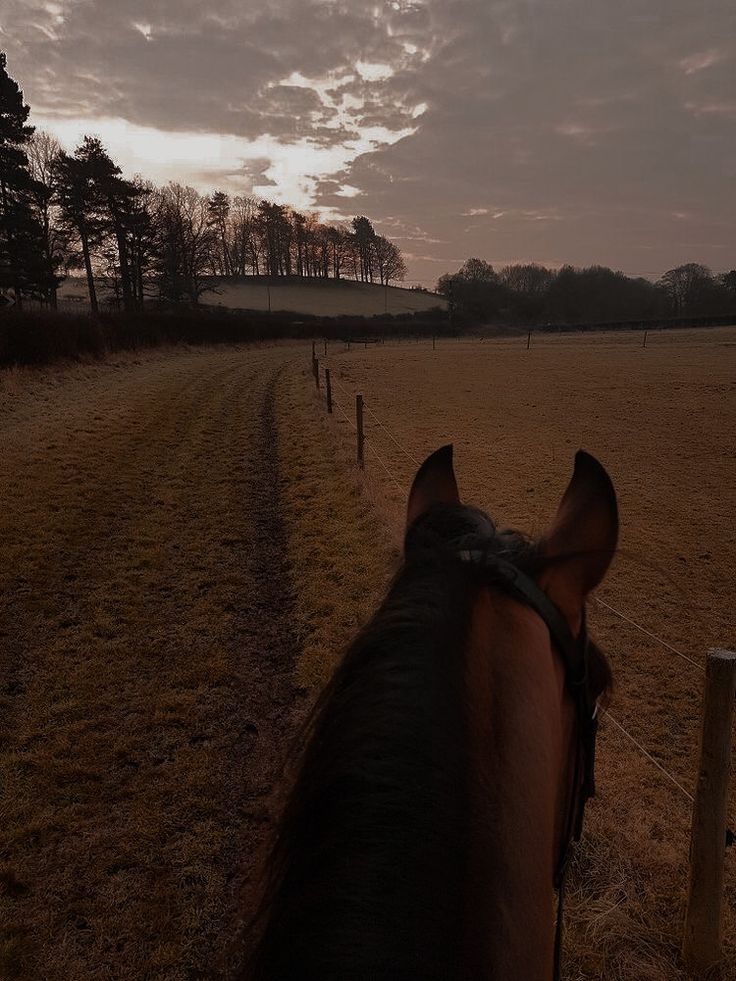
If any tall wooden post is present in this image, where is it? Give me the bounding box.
[324,338,328,356]
[326,369,332,414]
[527,330,531,350]
[312,341,316,360]
[314,357,320,389]
[433,335,436,350]
[643,330,648,349]
[683,648,736,973]
[356,394,364,469]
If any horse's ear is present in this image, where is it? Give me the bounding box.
[538,451,618,633]
[406,444,460,530]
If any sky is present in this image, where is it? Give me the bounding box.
[2,0,735,287]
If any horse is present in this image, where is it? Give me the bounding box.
[247,445,617,981]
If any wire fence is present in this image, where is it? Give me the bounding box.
[309,340,736,969]
[311,347,730,826]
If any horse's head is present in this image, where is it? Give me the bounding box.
[250,446,618,981]
[404,444,617,887]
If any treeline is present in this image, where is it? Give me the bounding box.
[0,53,406,314]
[438,259,736,326]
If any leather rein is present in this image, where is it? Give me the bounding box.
[455,546,600,981]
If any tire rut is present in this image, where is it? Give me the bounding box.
[220,362,307,979]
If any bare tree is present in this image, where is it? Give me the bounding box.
[373,235,406,285]
[27,130,66,307]
[229,195,260,275]
[499,263,553,295]
[153,183,215,304]
[326,225,349,280]
[658,263,714,316]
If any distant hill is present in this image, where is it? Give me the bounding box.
[56,277,447,318]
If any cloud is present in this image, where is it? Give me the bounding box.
[3,0,735,284]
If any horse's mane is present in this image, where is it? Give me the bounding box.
[246,504,609,980]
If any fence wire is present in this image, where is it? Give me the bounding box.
[311,348,732,830]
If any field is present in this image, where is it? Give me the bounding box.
[56,276,447,318]
[1,327,734,979]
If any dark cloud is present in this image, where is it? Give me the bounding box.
[3,0,734,283]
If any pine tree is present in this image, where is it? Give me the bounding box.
[0,52,43,309]
[54,144,106,314]
[207,191,232,276]
[55,137,144,314]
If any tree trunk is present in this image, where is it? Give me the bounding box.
[80,231,98,315]
[113,222,134,313]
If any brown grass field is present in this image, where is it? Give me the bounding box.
[1,327,734,979]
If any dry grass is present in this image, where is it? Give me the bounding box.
[56,277,447,318]
[3,329,734,980]
[0,344,308,980]
[274,363,401,690]
[283,327,736,980]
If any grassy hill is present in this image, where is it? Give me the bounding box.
[56,276,447,318]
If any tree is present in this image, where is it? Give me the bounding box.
[207,191,232,276]
[720,270,736,296]
[153,183,215,304]
[658,263,713,316]
[80,137,143,313]
[53,141,110,314]
[352,215,376,282]
[499,263,553,295]
[455,257,498,282]
[326,225,350,280]
[126,178,157,308]
[373,235,406,285]
[437,258,503,322]
[27,130,66,307]
[0,52,43,309]
[228,195,259,275]
[257,200,292,277]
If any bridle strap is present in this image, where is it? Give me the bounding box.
[456,550,586,687]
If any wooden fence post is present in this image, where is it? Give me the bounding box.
[324,339,328,356]
[326,369,332,414]
[312,340,316,360]
[433,335,436,350]
[314,357,320,389]
[356,394,364,469]
[683,648,736,974]
[643,330,648,349]
[527,330,531,350]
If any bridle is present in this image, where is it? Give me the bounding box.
[454,542,600,981]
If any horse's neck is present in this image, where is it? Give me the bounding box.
[462,589,570,981]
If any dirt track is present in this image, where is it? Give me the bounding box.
[0,347,306,980]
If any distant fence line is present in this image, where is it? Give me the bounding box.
[531,311,736,333]
[310,342,736,975]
